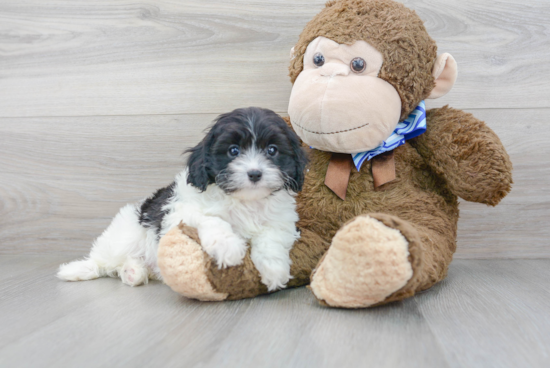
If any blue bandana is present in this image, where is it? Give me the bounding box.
[352,101,427,170]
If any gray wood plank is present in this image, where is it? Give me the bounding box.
[0,255,448,368]
[193,291,448,368]
[0,255,124,348]
[416,259,550,368]
[0,114,214,254]
[0,0,549,118]
[1,109,548,258]
[1,257,549,367]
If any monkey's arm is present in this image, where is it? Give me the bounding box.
[409,106,513,206]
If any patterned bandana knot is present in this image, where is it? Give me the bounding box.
[352,101,427,170]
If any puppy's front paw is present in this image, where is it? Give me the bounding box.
[201,231,247,269]
[253,259,292,292]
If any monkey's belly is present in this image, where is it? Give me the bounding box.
[296,148,459,243]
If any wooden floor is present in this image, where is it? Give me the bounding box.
[1,256,549,368]
[1,1,549,367]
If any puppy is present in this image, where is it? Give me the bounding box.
[57,107,308,291]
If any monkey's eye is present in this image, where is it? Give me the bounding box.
[313,53,325,67]
[350,57,366,73]
[228,145,240,157]
[267,145,278,157]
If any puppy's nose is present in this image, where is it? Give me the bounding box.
[247,170,262,183]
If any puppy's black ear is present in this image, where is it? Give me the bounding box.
[185,140,211,192]
[285,125,309,193]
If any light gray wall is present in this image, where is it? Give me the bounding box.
[1,0,548,257]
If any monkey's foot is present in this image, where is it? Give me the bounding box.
[157,224,228,301]
[158,223,269,302]
[310,214,423,308]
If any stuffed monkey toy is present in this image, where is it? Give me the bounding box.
[157,0,513,308]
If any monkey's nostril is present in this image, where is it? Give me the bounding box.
[247,170,262,183]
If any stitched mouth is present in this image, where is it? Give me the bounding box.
[292,121,370,135]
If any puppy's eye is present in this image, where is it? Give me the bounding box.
[313,53,325,67]
[350,57,366,73]
[228,145,240,157]
[267,145,278,157]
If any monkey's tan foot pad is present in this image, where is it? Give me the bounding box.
[310,215,413,308]
[157,224,228,302]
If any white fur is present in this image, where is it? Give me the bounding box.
[58,203,159,286]
[58,167,300,291]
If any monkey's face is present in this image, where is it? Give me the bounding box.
[288,36,402,154]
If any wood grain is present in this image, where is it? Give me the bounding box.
[416,259,550,368]
[0,1,548,257]
[0,114,215,254]
[0,108,548,257]
[453,108,550,258]
[1,2,548,366]
[0,0,549,118]
[408,0,550,110]
[1,256,549,367]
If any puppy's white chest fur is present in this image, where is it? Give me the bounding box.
[162,170,299,240]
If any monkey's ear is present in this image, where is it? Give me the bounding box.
[428,53,458,99]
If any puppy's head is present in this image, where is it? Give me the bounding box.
[186,107,308,200]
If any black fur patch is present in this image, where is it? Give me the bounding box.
[138,182,175,236]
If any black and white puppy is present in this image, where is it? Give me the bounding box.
[57,107,308,291]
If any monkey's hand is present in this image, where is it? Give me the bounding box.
[409,106,512,206]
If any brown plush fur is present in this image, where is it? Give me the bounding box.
[289,0,437,121]
[410,107,513,206]
[157,0,513,306]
